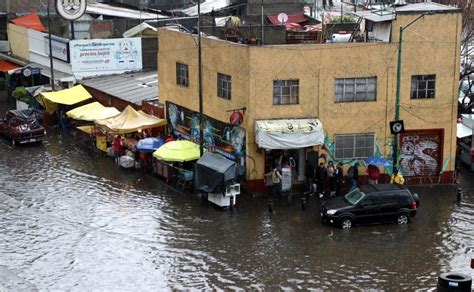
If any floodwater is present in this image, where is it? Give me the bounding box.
[1,97,473,290]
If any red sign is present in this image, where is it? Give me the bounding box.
[229,111,244,126]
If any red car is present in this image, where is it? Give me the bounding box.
[0,109,46,146]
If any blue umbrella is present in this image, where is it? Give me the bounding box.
[364,156,391,168]
[136,138,164,153]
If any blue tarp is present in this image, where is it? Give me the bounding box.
[136,137,164,153]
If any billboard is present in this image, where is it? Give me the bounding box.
[166,101,246,163]
[70,37,142,76]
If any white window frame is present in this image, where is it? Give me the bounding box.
[334,133,375,159]
[273,79,299,105]
[411,74,436,99]
[335,77,377,102]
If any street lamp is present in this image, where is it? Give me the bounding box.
[392,12,431,167]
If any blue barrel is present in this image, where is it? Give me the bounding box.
[437,272,472,291]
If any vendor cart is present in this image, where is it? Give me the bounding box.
[194,152,243,208]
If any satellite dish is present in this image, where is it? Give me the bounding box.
[277,13,289,24]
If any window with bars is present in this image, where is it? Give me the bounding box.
[273,79,299,105]
[334,133,375,159]
[335,77,377,102]
[411,75,435,99]
[217,73,231,99]
[176,62,189,87]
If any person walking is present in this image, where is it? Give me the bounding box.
[112,135,122,165]
[334,163,343,196]
[316,162,327,197]
[367,164,380,184]
[271,165,283,197]
[390,167,405,186]
[347,162,359,190]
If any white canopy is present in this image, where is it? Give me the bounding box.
[255,118,324,149]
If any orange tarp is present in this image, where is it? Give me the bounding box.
[11,13,47,32]
[0,60,20,72]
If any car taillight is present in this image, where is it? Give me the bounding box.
[412,200,417,209]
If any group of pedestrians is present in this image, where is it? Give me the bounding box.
[305,160,345,197]
[304,160,404,197]
[267,154,406,198]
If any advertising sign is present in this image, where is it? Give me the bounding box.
[44,36,70,62]
[56,0,87,21]
[166,101,246,162]
[70,38,142,75]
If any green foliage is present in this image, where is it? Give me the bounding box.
[329,15,356,23]
[12,87,30,103]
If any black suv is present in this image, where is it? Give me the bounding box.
[320,184,419,229]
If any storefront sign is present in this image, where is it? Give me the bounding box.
[44,36,70,62]
[166,101,246,162]
[70,38,142,76]
[56,0,87,21]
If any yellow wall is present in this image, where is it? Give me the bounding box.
[158,10,461,181]
[7,23,30,60]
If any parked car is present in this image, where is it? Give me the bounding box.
[0,109,46,146]
[320,184,420,229]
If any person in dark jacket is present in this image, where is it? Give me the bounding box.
[334,163,343,196]
[304,159,315,194]
[347,162,359,191]
[316,162,327,197]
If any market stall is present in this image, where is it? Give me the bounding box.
[66,101,121,152]
[95,105,167,168]
[152,140,201,187]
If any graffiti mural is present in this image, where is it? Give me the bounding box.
[400,130,442,177]
[166,101,246,162]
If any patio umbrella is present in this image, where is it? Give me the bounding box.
[136,137,164,153]
[363,156,391,167]
[152,140,201,162]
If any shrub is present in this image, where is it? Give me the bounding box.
[12,87,30,103]
[329,15,356,23]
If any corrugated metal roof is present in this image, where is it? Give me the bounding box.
[81,71,158,105]
[395,2,461,13]
[355,11,395,22]
[86,3,168,19]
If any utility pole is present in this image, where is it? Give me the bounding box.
[392,13,429,167]
[47,0,55,91]
[198,0,204,156]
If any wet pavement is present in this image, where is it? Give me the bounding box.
[0,95,473,290]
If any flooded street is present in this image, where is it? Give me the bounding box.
[1,98,473,290]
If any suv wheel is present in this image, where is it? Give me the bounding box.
[396,213,409,225]
[340,217,353,229]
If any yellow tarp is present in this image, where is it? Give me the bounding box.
[40,85,92,105]
[66,102,120,121]
[76,125,94,135]
[95,105,166,134]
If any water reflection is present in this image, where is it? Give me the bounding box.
[0,98,473,290]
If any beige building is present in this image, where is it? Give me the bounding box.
[158,3,462,191]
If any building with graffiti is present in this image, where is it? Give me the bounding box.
[158,2,462,191]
